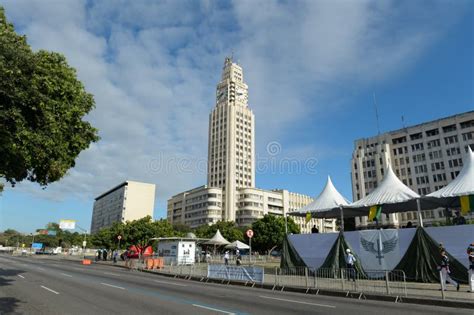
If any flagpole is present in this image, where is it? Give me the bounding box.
[339,206,344,232]
[416,198,423,227]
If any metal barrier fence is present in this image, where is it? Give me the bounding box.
[274,267,407,298]
[133,263,406,299]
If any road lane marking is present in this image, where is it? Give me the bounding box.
[100,282,125,290]
[60,273,73,277]
[40,286,60,295]
[103,272,120,276]
[259,296,335,308]
[192,304,235,314]
[37,267,45,271]
[18,275,25,279]
[154,280,188,287]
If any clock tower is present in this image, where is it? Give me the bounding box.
[207,57,255,221]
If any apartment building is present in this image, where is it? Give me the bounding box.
[91,181,156,234]
[351,110,474,229]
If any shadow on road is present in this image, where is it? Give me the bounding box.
[0,266,26,314]
[0,297,22,314]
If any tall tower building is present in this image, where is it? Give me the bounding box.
[167,57,335,233]
[207,57,255,221]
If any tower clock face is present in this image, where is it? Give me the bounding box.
[217,88,228,102]
[236,87,246,101]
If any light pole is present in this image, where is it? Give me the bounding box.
[30,233,35,254]
[75,226,88,259]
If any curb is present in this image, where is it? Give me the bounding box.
[94,262,474,310]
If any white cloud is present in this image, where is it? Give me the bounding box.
[1,0,466,217]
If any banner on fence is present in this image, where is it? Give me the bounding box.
[207,264,264,284]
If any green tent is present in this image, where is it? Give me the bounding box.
[280,236,307,269]
[318,232,366,278]
[394,227,467,284]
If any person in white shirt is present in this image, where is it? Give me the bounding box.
[224,251,230,265]
[345,248,357,281]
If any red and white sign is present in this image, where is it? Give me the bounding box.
[246,229,254,238]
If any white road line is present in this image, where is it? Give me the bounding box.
[154,280,188,287]
[60,273,73,277]
[40,285,60,295]
[192,304,235,314]
[18,275,25,279]
[103,272,120,276]
[37,267,45,271]
[100,282,125,290]
[259,296,336,308]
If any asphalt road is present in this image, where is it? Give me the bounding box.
[0,254,470,315]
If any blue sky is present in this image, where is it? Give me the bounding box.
[0,0,473,233]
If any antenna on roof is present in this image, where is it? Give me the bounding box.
[401,115,406,129]
[373,92,381,135]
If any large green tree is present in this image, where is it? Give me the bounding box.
[0,7,99,191]
[250,215,300,254]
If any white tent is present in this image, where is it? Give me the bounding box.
[225,240,250,250]
[424,147,474,207]
[346,165,422,215]
[203,229,230,245]
[290,176,356,218]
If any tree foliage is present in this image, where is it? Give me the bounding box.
[91,216,177,251]
[250,215,300,253]
[0,7,99,190]
[0,223,85,248]
[194,221,244,242]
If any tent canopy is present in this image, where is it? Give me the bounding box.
[290,176,360,218]
[345,165,422,214]
[203,229,230,245]
[423,147,474,208]
[225,240,250,250]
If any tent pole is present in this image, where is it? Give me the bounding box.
[339,206,344,232]
[416,198,423,227]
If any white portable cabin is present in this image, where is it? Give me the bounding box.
[156,238,196,265]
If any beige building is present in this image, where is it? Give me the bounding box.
[168,185,333,233]
[168,57,335,232]
[351,110,474,229]
[91,181,156,234]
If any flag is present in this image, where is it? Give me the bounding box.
[305,212,312,224]
[460,195,474,215]
[368,205,382,222]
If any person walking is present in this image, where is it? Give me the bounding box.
[224,251,230,266]
[468,243,474,293]
[439,250,460,291]
[345,248,357,281]
[102,249,108,261]
[113,250,118,264]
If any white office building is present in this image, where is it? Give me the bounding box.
[351,111,474,229]
[91,181,156,234]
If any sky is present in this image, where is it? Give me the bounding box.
[0,0,473,233]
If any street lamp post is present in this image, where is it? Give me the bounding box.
[75,226,88,259]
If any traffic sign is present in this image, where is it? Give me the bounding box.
[117,235,122,240]
[82,241,87,247]
[246,229,254,238]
